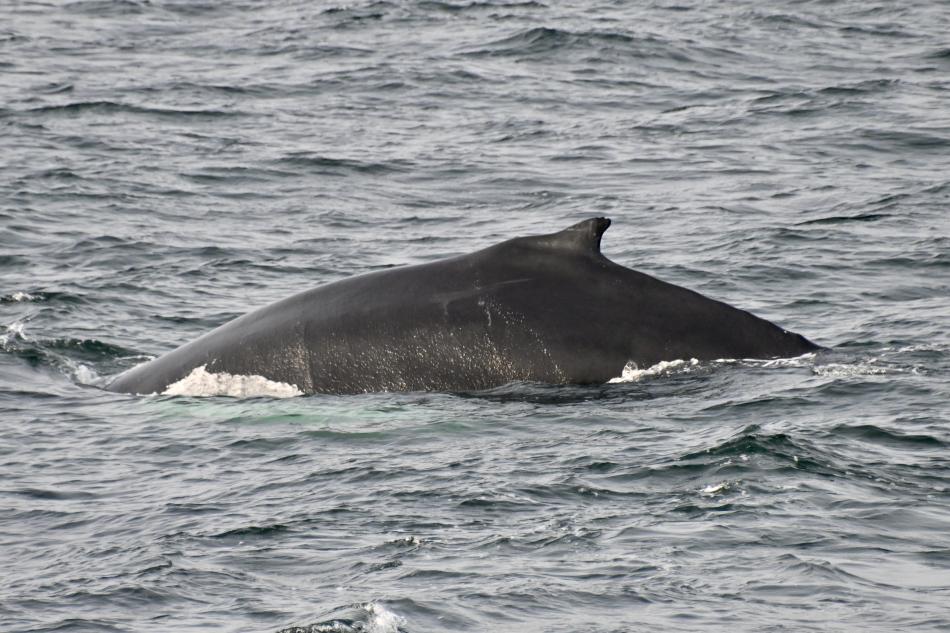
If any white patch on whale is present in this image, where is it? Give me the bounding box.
[162,365,303,398]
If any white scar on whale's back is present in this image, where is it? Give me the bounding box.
[162,365,303,398]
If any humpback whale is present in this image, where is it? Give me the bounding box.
[106,218,820,395]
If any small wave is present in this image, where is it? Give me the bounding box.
[273,153,411,176]
[858,128,950,151]
[465,26,639,58]
[464,381,622,404]
[890,344,947,354]
[365,603,405,633]
[46,346,104,386]
[1,321,113,386]
[746,353,818,368]
[46,338,137,361]
[419,0,545,14]
[162,365,303,398]
[384,535,422,549]
[700,481,737,496]
[748,11,825,29]
[178,165,297,184]
[681,426,799,461]
[63,0,148,16]
[810,348,928,377]
[38,82,74,95]
[818,78,901,96]
[2,291,36,303]
[839,24,914,38]
[278,602,404,633]
[797,212,890,226]
[812,362,889,377]
[69,362,101,386]
[212,524,291,539]
[925,47,950,60]
[24,101,243,118]
[679,425,842,478]
[1,320,29,350]
[830,423,944,449]
[608,354,823,383]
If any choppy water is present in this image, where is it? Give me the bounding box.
[2,1,949,631]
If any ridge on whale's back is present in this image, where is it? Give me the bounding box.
[105,218,820,396]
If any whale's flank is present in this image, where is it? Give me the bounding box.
[107,218,820,396]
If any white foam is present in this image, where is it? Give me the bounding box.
[608,358,700,383]
[753,352,818,368]
[11,291,35,302]
[1,321,28,349]
[162,365,303,398]
[364,602,405,633]
[701,482,729,495]
[67,360,101,386]
[812,362,889,377]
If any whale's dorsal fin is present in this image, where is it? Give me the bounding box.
[529,217,611,256]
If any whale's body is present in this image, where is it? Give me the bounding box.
[106,218,820,395]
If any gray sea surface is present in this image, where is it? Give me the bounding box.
[2,1,949,631]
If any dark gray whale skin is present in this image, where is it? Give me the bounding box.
[106,218,821,395]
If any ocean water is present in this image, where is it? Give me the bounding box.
[2,0,949,631]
